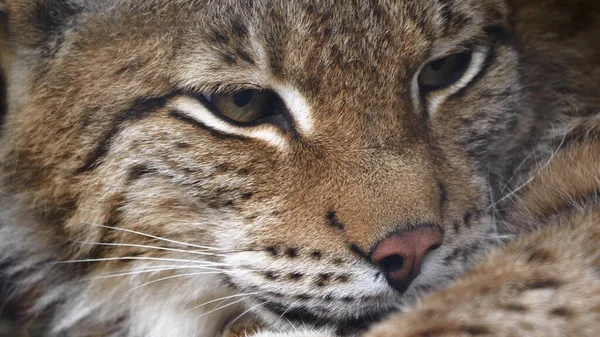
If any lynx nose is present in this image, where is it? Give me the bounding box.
[370,226,443,292]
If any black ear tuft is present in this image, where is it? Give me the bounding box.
[3,0,82,46]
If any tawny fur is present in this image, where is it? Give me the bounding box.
[0,1,598,337]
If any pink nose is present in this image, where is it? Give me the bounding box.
[370,226,443,292]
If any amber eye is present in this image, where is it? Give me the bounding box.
[211,89,272,123]
[418,52,472,90]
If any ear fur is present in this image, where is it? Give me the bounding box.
[1,0,82,47]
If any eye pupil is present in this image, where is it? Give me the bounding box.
[233,90,254,107]
[418,52,472,90]
[430,59,446,70]
[209,89,279,124]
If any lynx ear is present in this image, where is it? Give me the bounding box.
[1,0,82,47]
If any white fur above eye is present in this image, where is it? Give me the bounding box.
[271,84,314,136]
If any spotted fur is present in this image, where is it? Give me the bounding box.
[0,1,598,337]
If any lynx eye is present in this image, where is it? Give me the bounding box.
[418,52,472,90]
[211,89,272,123]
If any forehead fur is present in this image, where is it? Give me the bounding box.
[1,0,508,146]
[3,0,507,72]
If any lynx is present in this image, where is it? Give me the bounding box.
[0,1,598,337]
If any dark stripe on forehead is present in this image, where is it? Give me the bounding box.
[403,0,472,38]
[435,0,476,36]
[76,95,172,174]
[437,0,456,24]
[435,0,507,38]
[263,8,288,77]
[404,2,432,33]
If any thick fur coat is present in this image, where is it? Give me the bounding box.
[0,1,598,337]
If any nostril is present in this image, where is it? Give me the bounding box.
[370,225,444,292]
[380,255,404,275]
[428,243,441,251]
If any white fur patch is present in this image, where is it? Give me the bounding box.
[272,84,314,136]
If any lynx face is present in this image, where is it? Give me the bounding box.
[0,0,533,336]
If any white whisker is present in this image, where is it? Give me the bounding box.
[491,129,569,208]
[75,241,228,258]
[88,224,226,251]
[492,174,536,207]
[83,265,230,281]
[503,151,535,190]
[277,299,300,323]
[196,297,249,319]
[226,300,268,331]
[124,272,222,295]
[486,162,500,238]
[489,121,570,212]
[186,292,261,314]
[50,257,212,265]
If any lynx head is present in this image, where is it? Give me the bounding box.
[0,0,535,335]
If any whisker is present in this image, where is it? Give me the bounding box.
[50,257,212,265]
[490,125,569,208]
[196,297,249,319]
[83,265,233,281]
[501,149,536,193]
[226,300,268,331]
[486,162,500,238]
[88,224,226,251]
[124,272,222,295]
[277,299,300,323]
[186,292,261,314]
[492,173,537,207]
[75,241,229,258]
